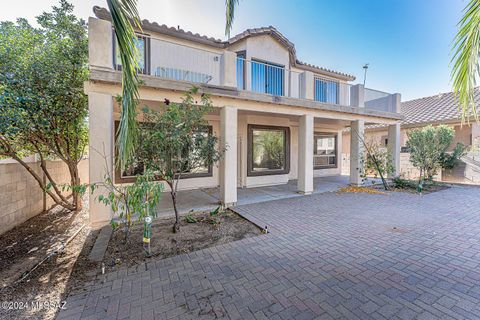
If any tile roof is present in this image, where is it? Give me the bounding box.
[92,6,355,81]
[400,89,480,126]
[366,89,480,130]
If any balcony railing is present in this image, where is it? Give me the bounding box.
[236,58,301,97]
[110,35,398,113]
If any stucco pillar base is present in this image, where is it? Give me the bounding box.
[298,114,314,194]
[220,106,238,206]
[350,119,365,186]
[297,191,313,196]
[222,202,237,208]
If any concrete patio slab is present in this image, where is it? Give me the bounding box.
[157,175,351,217]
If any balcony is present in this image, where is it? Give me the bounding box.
[109,35,399,115]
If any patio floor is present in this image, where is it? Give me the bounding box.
[58,183,480,319]
[157,175,351,217]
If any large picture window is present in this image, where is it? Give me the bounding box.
[314,133,337,169]
[114,122,212,183]
[113,33,150,75]
[248,125,290,176]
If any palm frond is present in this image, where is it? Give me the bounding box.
[107,0,141,168]
[225,0,239,37]
[451,0,480,124]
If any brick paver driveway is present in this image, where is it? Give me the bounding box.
[58,185,480,320]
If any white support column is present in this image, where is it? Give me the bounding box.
[350,120,365,185]
[388,123,401,177]
[88,92,114,227]
[350,84,365,108]
[298,114,314,194]
[220,106,238,206]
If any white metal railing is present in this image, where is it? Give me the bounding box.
[314,76,351,106]
[236,58,303,98]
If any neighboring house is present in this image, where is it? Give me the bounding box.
[342,89,480,182]
[87,7,402,225]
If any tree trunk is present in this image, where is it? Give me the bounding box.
[8,153,75,210]
[171,190,180,233]
[68,162,82,211]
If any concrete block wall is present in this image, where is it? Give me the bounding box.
[0,159,88,235]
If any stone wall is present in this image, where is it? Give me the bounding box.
[0,159,88,235]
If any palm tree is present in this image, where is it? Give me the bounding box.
[451,0,480,123]
[107,0,239,167]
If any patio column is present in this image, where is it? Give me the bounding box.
[88,92,114,227]
[298,114,314,194]
[388,123,401,177]
[220,106,237,206]
[350,119,365,185]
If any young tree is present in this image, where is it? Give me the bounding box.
[350,127,391,190]
[0,0,88,211]
[406,125,455,184]
[94,152,163,243]
[363,140,394,189]
[134,88,224,232]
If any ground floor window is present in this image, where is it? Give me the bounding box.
[248,124,290,176]
[314,133,337,169]
[114,122,212,183]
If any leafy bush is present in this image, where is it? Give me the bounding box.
[392,176,417,189]
[440,143,467,169]
[406,125,455,182]
[94,168,163,242]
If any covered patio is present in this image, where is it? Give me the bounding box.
[156,175,352,217]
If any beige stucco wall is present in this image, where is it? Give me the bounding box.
[343,129,408,154]
[0,159,88,235]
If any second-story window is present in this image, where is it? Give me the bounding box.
[251,60,284,96]
[314,77,338,104]
[114,33,150,75]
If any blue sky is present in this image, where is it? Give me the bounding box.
[0,0,466,101]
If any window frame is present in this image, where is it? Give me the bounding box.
[313,132,337,170]
[112,31,151,75]
[114,121,213,183]
[247,124,290,177]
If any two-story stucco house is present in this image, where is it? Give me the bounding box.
[87,7,403,225]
